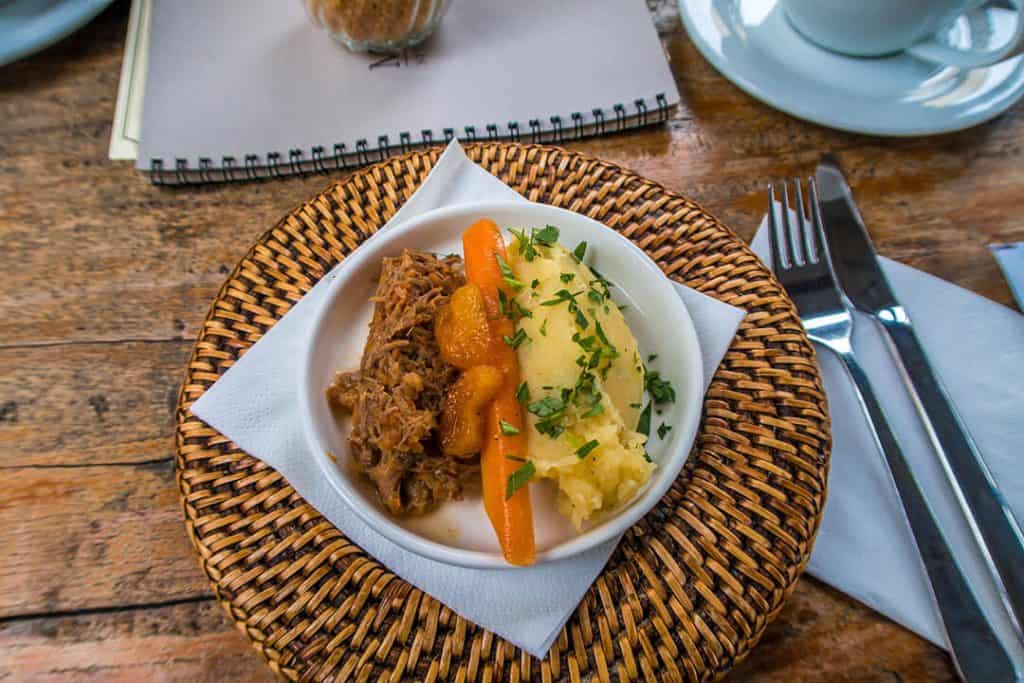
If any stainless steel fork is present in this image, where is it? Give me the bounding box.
[769,179,1018,683]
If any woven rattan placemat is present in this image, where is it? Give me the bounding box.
[174,142,830,682]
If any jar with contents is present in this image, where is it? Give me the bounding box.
[303,0,452,53]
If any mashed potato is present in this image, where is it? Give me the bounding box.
[508,233,651,529]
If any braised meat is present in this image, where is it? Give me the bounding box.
[327,249,475,515]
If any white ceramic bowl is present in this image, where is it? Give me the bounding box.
[300,200,703,568]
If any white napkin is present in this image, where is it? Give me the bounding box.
[191,141,745,658]
[751,224,1024,666]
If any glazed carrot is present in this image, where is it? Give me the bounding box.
[462,218,536,566]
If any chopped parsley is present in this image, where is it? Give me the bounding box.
[531,278,540,290]
[528,396,565,418]
[574,308,589,329]
[572,241,587,262]
[637,402,652,437]
[505,461,535,499]
[629,402,642,409]
[499,419,520,435]
[540,318,548,336]
[594,321,613,349]
[504,328,529,349]
[648,354,658,362]
[572,332,598,351]
[512,299,533,319]
[534,225,560,245]
[515,381,530,403]
[528,393,569,437]
[575,439,600,459]
[497,289,510,318]
[657,423,672,439]
[645,370,676,404]
[560,272,575,283]
[505,454,527,462]
[495,252,524,291]
[540,289,579,307]
[508,228,537,261]
[509,225,560,262]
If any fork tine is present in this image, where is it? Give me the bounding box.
[779,181,799,267]
[793,178,815,263]
[807,177,826,264]
[768,184,786,273]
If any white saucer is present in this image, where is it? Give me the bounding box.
[678,0,1024,136]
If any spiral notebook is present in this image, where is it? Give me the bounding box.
[137,0,680,185]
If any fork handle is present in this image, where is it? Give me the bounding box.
[838,352,1016,683]
[880,317,1024,634]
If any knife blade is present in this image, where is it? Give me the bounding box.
[815,157,1024,639]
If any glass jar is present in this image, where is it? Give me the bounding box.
[303,0,452,53]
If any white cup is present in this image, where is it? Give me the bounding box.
[783,0,1024,68]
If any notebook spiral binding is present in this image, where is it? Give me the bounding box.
[149,94,672,186]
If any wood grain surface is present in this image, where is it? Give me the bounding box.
[1,0,1021,680]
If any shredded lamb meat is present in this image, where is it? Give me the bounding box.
[327,249,474,515]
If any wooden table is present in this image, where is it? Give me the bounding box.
[1,1,1020,680]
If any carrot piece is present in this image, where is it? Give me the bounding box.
[462,218,536,566]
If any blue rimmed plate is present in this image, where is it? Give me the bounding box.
[1,0,115,67]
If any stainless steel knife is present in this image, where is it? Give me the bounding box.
[815,157,1024,636]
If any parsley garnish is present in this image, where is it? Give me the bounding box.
[648,354,658,362]
[645,370,676,404]
[515,381,530,403]
[637,402,652,436]
[497,288,510,318]
[528,395,568,437]
[504,328,529,349]
[512,299,533,319]
[509,226,559,262]
[560,272,575,283]
[574,308,588,329]
[629,402,642,409]
[575,439,600,459]
[495,252,524,291]
[528,396,565,418]
[508,228,537,262]
[582,401,604,418]
[540,289,580,307]
[540,318,548,336]
[572,332,598,351]
[499,419,520,435]
[505,461,535,499]
[572,241,587,262]
[531,279,540,290]
[594,321,613,349]
[505,454,527,462]
[657,423,672,439]
[534,225,560,245]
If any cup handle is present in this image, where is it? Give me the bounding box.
[906,0,1024,68]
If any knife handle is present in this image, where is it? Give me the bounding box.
[838,351,1016,683]
[880,315,1024,635]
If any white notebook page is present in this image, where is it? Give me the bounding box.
[138,0,679,169]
